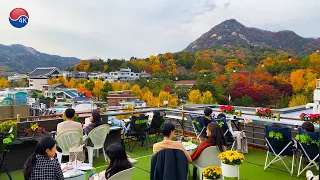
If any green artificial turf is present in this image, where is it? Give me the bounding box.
[1,141,317,180]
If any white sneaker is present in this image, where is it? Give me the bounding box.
[306,170,314,180]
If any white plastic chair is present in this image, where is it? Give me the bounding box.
[192,146,222,180]
[86,124,110,165]
[55,130,83,164]
[109,167,135,180]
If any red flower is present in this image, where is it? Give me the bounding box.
[265,108,271,113]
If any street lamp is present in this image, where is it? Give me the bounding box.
[175,77,179,81]
[317,50,319,53]
[147,78,150,83]
[117,77,120,83]
[233,69,236,73]
[204,73,207,77]
[261,64,265,68]
[288,56,292,61]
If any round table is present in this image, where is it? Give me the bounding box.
[182,142,198,153]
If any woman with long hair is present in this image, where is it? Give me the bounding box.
[89,143,132,180]
[83,110,102,135]
[191,122,226,180]
[190,122,226,160]
[23,136,64,180]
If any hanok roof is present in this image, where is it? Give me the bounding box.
[29,67,61,78]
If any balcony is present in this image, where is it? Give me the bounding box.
[0,107,317,180]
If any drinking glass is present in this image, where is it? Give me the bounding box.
[187,137,192,147]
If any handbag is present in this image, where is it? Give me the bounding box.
[69,142,85,163]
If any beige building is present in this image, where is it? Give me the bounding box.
[28,67,61,91]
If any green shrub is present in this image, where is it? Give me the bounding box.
[0,120,18,137]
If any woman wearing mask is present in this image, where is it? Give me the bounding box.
[23,136,65,180]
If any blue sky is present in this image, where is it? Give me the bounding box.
[0,0,319,60]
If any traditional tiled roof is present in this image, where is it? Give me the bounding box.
[29,67,61,78]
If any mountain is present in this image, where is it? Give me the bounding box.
[184,19,320,55]
[0,44,80,73]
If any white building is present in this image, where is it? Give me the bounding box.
[91,68,151,82]
[7,73,28,82]
[28,67,61,91]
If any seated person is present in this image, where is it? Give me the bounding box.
[203,108,215,127]
[149,110,166,134]
[89,143,132,180]
[191,122,226,179]
[57,108,82,135]
[83,110,102,135]
[153,122,192,163]
[23,136,66,180]
[302,121,315,132]
[190,122,226,160]
[124,113,149,135]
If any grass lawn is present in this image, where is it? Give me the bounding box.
[1,141,317,180]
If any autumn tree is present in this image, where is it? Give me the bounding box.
[100,81,113,101]
[131,84,142,100]
[289,94,308,107]
[192,50,215,72]
[112,82,123,91]
[0,78,9,89]
[57,75,65,84]
[290,70,305,93]
[85,79,95,91]
[74,60,90,72]
[309,52,320,72]
[122,82,131,90]
[65,78,75,88]
[159,91,170,106]
[201,91,214,104]
[92,80,104,100]
[168,96,178,107]
[188,90,202,104]
[48,77,58,84]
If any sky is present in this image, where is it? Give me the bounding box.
[0,0,319,60]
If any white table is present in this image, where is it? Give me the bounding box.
[63,169,86,180]
[62,163,92,180]
[182,142,198,153]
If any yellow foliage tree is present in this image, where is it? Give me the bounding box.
[57,75,65,84]
[131,84,142,100]
[202,91,214,104]
[112,82,123,91]
[289,94,308,107]
[159,91,170,106]
[143,91,159,106]
[0,78,9,89]
[188,90,202,104]
[122,82,131,90]
[74,60,90,72]
[48,77,58,84]
[65,78,75,88]
[290,70,305,93]
[169,96,178,107]
[103,65,108,72]
[92,80,104,100]
[116,105,134,119]
[309,52,320,72]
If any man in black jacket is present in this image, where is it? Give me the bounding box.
[150,149,188,180]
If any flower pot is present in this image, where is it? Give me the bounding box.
[221,162,239,178]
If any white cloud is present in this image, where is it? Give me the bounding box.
[0,0,319,59]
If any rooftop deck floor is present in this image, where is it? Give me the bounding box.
[1,144,315,180]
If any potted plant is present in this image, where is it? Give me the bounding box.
[300,113,320,124]
[202,166,222,180]
[256,108,273,119]
[267,130,284,151]
[295,134,320,147]
[218,150,245,178]
[220,105,235,115]
[23,123,49,137]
